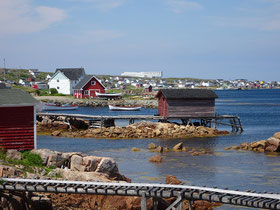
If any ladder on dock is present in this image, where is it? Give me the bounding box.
[0,178,279,209]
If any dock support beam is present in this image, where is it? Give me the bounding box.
[141,193,147,210]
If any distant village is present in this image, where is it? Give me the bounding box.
[0,67,279,98]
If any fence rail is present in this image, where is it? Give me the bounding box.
[0,178,279,209]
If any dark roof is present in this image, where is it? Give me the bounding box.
[74,75,106,90]
[55,68,85,80]
[0,89,38,106]
[155,89,218,99]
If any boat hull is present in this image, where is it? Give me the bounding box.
[42,104,78,111]
[96,92,122,97]
[108,104,141,111]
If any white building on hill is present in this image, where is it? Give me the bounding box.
[121,71,162,78]
[48,68,85,95]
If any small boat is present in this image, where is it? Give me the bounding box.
[96,92,122,98]
[42,103,78,111]
[108,104,141,111]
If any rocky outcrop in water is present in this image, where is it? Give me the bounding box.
[227,131,280,153]
[38,118,229,139]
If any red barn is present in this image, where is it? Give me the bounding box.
[155,89,218,117]
[0,89,38,150]
[73,75,106,98]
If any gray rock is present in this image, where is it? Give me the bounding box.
[83,156,102,172]
[96,158,118,176]
[173,142,183,151]
[6,150,21,160]
[70,155,85,171]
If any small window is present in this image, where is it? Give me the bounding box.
[91,81,96,85]
[57,87,60,89]
[57,79,59,82]
[84,90,89,95]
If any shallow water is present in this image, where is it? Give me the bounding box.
[38,89,280,194]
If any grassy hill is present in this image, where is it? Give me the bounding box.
[0,69,53,83]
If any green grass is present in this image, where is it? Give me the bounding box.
[0,150,59,176]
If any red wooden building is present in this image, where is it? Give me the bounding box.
[73,75,106,98]
[0,89,38,150]
[155,89,218,117]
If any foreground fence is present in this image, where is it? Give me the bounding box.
[0,178,279,209]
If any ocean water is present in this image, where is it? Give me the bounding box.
[38,89,280,194]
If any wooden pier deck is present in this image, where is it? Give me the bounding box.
[37,113,243,132]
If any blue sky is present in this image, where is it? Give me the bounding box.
[1,0,280,80]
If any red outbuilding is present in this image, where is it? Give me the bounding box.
[155,89,218,118]
[73,75,106,98]
[0,89,38,150]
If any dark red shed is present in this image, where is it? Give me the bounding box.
[155,89,218,117]
[0,89,38,150]
[73,75,105,98]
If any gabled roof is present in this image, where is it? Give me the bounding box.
[0,89,38,106]
[55,68,85,80]
[74,75,106,90]
[155,89,218,99]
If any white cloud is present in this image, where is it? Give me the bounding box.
[211,0,280,31]
[70,29,124,44]
[0,0,67,35]
[165,0,202,13]
[67,0,126,11]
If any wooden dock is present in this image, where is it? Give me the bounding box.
[37,113,243,132]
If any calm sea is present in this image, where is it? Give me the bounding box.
[38,89,280,195]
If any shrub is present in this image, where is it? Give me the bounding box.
[50,88,58,95]
[35,89,41,96]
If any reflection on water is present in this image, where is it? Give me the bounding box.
[38,89,280,194]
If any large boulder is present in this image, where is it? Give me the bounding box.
[70,155,85,172]
[265,137,280,152]
[148,143,156,150]
[47,154,67,168]
[6,150,21,160]
[273,132,280,139]
[155,146,163,153]
[0,165,23,177]
[95,158,118,176]
[57,168,111,182]
[173,142,183,151]
[166,175,183,185]
[149,155,162,163]
[83,156,102,172]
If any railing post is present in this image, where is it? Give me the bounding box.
[141,192,147,210]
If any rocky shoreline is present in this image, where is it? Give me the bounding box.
[35,96,158,108]
[37,116,229,139]
[0,149,221,209]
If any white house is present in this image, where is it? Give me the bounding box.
[46,74,52,80]
[18,79,26,86]
[48,68,85,95]
[29,69,40,77]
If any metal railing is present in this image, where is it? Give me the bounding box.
[1,178,279,209]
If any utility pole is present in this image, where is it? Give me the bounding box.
[3,58,6,81]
